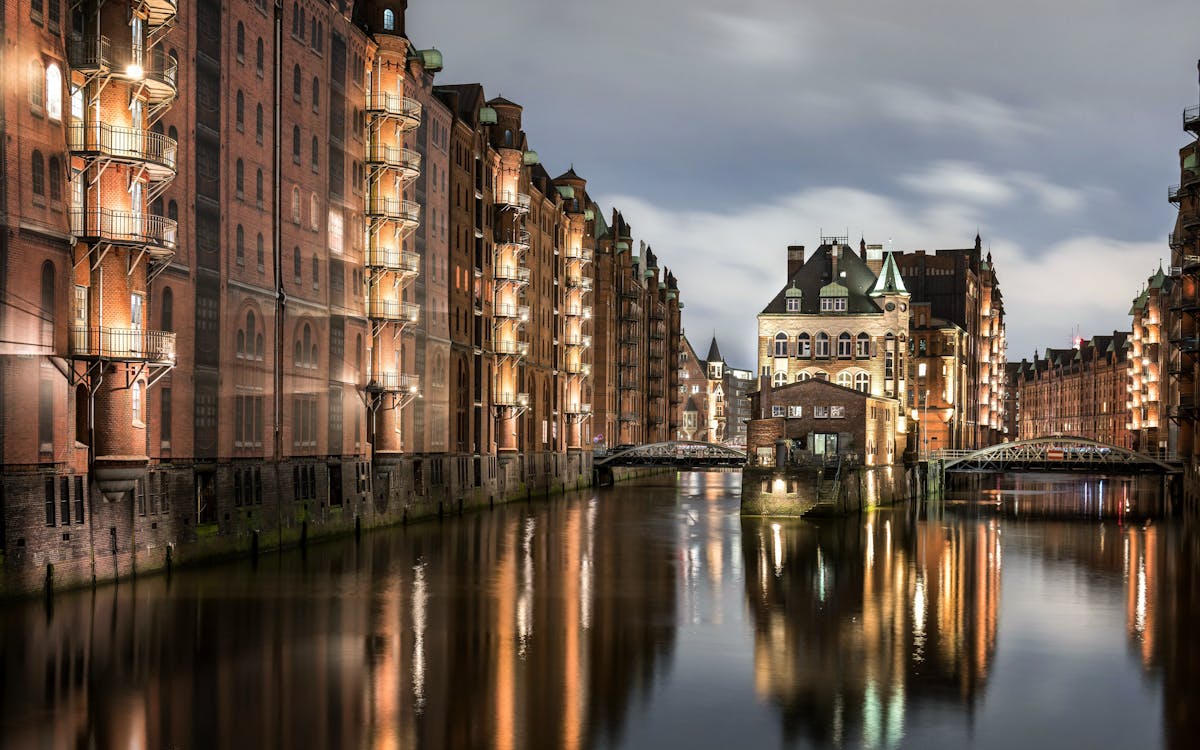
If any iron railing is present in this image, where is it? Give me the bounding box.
[495,190,531,211]
[367,298,420,323]
[494,392,529,407]
[365,143,421,176]
[71,209,177,252]
[495,340,529,357]
[495,265,531,284]
[67,35,112,72]
[494,303,530,320]
[369,371,420,393]
[365,247,421,274]
[366,196,421,224]
[69,326,175,362]
[365,92,422,127]
[67,122,177,173]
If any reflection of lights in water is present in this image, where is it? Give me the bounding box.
[771,523,783,577]
[912,573,926,660]
[582,499,596,631]
[832,693,844,747]
[1123,535,1130,581]
[817,546,827,603]
[884,519,892,561]
[518,518,536,658]
[866,522,875,570]
[863,679,881,750]
[887,681,906,749]
[758,530,769,596]
[1135,552,1147,637]
[412,560,427,713]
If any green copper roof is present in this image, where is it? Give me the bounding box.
[869,252,910,297]
[1149,265,1168,290]
[819,281,849,298]
[1128,289,1149,315]
[784,282,803,298]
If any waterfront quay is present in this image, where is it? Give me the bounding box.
[1,471,1194,749]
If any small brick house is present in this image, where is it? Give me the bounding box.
[748,377,900,466]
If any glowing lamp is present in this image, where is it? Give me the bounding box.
[125,63,144,80]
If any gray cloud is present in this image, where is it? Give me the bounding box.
[408,0,1200,364]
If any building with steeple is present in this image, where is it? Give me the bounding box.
[756,237,910,460]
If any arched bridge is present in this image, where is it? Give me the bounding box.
[595,441,747,470]
[934,437,1177,474]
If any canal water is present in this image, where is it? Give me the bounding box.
[1,472,1194,749]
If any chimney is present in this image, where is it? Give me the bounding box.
[830,245,839,282]
[787,245,805,278]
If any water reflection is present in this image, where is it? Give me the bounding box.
[0,480,679,750]
[5,472,1200,749]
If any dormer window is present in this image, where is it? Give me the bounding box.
[786,297,800,312]
[820,297,847,312]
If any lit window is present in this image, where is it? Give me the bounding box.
[383,9,395,30]
[788,405,803,418]
[45,63,62,121]
[131,381,143,424]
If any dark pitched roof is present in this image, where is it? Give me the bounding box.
[705,336,723,364]
[761,244,885,315]
[555,166,583,182]
[768,376,899,403]
[487,95,521,108]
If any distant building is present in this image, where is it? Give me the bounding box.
[1128,267,1175,454]
[1012,333,1132,448]
[909,302,971,455]
[677,336,709,441]
[756,238,911,459]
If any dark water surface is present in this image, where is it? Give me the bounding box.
[2,472,1196,749]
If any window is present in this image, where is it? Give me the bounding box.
[236,90,244,129]
[311,135,319,170]
[131,380,143,424]
[293,247,301,284]
[836,371,852,388]
[856,332,870,358]
[771,405,785,418]
[256,104,263,142]
[292,126,300,163]
[821,296,847,312]
[788,405,803,418]
[773,372,786,387]
[29,60,44,110]
[45,63,62,121]
[796,333,811,358]
[292,186,301,223]
[855,372,870,393]
[293,65,301,101]
[310,193,319,229]
[814,406,830,419]
[786,297,800,312]
[830,405,846,419]
[312,256,319,290]
[48,156,61,201]
[31,151,45,198]
[236,22,245,60]
[383,8,395,30]
[312,76,320,112]
[45,479,55,527]
[236,225,245,265]
[256,38,264,75]
[815,332,830,358]
[236,158,244,197]
[837,332,852,358]
[255,169,264,206]
[256,233,265,269]
[161,287,173,331]
[773,331,788,357]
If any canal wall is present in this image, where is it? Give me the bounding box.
[0,450,595,597]
[741,464,915,517]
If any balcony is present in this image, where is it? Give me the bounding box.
[1170,184,1188,204]
[566,275,593,291]
[70,327,175,364]
[1186,104,1200,134]
[495,340,529,357]
[495,190,531,213]
[565,246,593,263]
[367,298,420,324]
[68,122,177,180]
[126,47,178,103]
[494,303,530,321]
[564,335,592,348]
[564,305,592,319]
[139,0,179,29]
[565,403,592,415]
[495,265,531,284]
[71,209,177,256]
[494,392,530,408]
[365,92,422,131]
[366,196,421,227]
[497,230,531,251]
[67,35,112,74]
[365,247,421,275]
[365,143,421,181]
[564,361,590,375]
[367,371,421,394]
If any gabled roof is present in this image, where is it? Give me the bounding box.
[761,245,884,315]
[869,252,910,297]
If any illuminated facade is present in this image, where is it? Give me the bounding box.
[1128,267,1174,454]
[0,1,685,593]
[909,302,971,454]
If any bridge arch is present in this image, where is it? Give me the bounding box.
[594,441,747,469]
[939,436,1175,473]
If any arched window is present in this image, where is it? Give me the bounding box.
[236,225,245,264]
[504,129,513,146]
[235,158,244,196]
[256,38,264,74]
[773,372,786,387]
[31,150,45,197]
[45,63,62,121]
[293,247,301,282]
[256,169,263,205]
[855,372,871,393]
[383,9,395,30]
[292,65,301,101]
[312,76,320,112]
[48,156,61,202]
[256,104,263,142]
[773,332,788,357]
[799,371,812,381]
[797,332,811,358]
[292,2,299,36]
[310,193,318,229]
[237,329,246,356]
[131,381,143,424]
[236,90,244,129]
[837,332,852,358]
[291,186,301,222]
[836,371,853,388]
[168,199,178,223]
[29,60,44,110]
[815,332,830,358]
[311,255,319,289]
[236,22,245,59]
[856,332,870,358]
[292,125,300,162]
[256,233,265,269]
[161,287,174,332]
[311,135,319,169]
[247,311,256,349]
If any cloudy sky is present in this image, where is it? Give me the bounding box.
[409,0,1200,368]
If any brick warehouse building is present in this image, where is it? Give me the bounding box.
[0,1,683,593]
